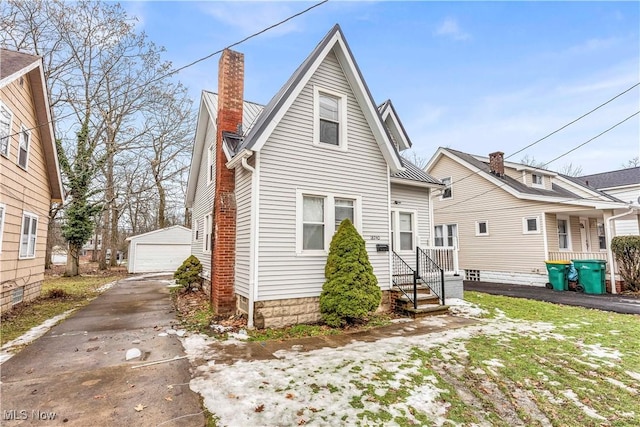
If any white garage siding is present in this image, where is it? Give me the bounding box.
[127,226,192,273]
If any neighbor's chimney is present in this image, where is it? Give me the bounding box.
[212,49,244,315]
[489,151,505,177]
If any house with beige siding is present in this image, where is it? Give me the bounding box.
[425,147,639,293]
[0,49,64,312]
[186,25,457,328]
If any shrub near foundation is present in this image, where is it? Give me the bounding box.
[611,235,640,291]
[174,255,203,290]
[320,219,381,327]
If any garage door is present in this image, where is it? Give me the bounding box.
[133,243,191,273]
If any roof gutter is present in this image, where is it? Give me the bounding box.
[390,177,443,189]
[226,149,253,169]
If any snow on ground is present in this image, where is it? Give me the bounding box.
[182,310,562,426]
[446,298,487,318]
[0,309,76,364]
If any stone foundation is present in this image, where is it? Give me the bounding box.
[252,290,394,329]
[0,281,43,314]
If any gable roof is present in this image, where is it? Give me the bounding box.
[575,167,640,190]
[233,24,404,172]
[426,147,626,208]
[125,225,191,242]
[378,100,412,151]
[185,92,264,206]
[0,49,63,202]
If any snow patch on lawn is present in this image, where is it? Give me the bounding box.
[606,377,637,394]
[562,389,606,420]
[0,309,76,364]
[580,343,621,360]
[97,279,119,292]
[626,371,640,381]
[483,359,505,368]
[446,298,487,318]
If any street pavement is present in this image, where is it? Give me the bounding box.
[464,280,640,315]
[0,276,204,426]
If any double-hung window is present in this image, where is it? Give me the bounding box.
[0,102,11,157]
[532,173,543,187]
[441,177,452,199]
[390,211,415,251]
[20,212,38,258]
[434,224,458,247]
[194,219,200,241]
[302,196,325,251]
[299,192,360,253]
[314,87,347,149]
[18,125,30,169]
[557,218,569,250]
[597,223,606,250]
[207,145,214,185]
[204,213,213,253]
[0,204,5,253]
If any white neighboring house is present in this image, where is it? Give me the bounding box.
[575,167,640,236]
[126,225,191,274]
[186,25,456,329]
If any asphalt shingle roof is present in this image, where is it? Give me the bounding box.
[575,167,640,189]
[0,48,39,81]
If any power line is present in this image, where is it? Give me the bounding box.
[506,82,640,160]
[434,110,640,213]
[431,82,640,191]
[4,0,329,139]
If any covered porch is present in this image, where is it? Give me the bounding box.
[544,207,640,293]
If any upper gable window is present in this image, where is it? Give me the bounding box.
[314,86,347,150]
[0,102,12,157]
[18,125,30,169]
[441,177,452,199]
[207,144,214,185]
[531,173,543,188]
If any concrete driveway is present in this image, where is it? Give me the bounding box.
[0,276,204,426]
[464,281,640,315]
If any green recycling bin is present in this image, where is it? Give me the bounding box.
[545,260,571,291]
[572,259,607,294]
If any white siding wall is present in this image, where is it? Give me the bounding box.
[605,187,640,235]
[190,118,215,279]
[256,50,390,301]
[235,164,252,298]
[390,183,431,269]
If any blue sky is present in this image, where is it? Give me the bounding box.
[122,1,639,175]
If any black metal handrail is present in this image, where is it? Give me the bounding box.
[416,247,445,305]
[392,250,417,309]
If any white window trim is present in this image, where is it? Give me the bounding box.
[19,211,38,259]
[440,177,452,200]
[531,173,544,188]
[17,124,31,170]
[475,220,489,236]
[0,203,5,253]
[203,213,213,254]
[0,101,13,158]
[391,208,418,253]
[596,221,607,251]
[522,216,540,234]
[194,218,200,241]
[433,223,458,247]
[207,144,214,186]
[557,215,572,251]
[296,189,362,255]
[313,85,348,151]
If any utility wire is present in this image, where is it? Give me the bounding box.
[506,82,640,160]
[432,82,640,191]
[4,0,329,139]
[434,110,640,213]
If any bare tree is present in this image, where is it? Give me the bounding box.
[559,162,583,177]
[622,156,640,169]
[401,150,429,169]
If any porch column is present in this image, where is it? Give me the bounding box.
[603,210,617,294]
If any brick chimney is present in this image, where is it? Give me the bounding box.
[212,49,244,314]
[489,151,505,177]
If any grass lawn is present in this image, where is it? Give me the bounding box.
[186,291,640,426]
[1,274,127,346]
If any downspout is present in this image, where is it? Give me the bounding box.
[605,207,635,295]
[241,156,257,328]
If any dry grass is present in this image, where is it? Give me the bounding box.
[1,265,128,346]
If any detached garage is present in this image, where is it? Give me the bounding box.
[126,226,191,273]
